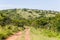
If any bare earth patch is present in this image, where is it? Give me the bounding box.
[6,32,22,40]
[25,28,30,40]
[6,28,31,40]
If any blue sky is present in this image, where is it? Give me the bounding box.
[0,0,60,11]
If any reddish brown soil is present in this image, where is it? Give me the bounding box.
[6,32,22,40]
[25,28,30,40]
[6,28,30,40]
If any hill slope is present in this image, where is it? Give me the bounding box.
[0,8,60,40]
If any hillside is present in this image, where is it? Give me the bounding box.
[0,8,60,40]
[0,8,59,19]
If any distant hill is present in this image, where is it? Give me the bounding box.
[0,8,60,19]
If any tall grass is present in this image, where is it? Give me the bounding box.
[30,27,60,40]
[0,25,24,40]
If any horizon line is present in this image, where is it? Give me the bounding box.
[0,8,60,12]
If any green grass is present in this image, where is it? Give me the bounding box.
[30,27,60,40]
[0,25,24,40]
[18,27,60,40]
[1,26,60,40]
[20,31,25,40]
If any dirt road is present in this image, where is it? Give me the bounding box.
[25,28,30,40]
[6,28,30,40]
[6,32,22,40]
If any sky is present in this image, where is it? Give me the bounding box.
[0,0,60,11]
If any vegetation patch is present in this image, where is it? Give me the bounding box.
[0,8,60,40]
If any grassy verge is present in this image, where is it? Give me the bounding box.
[20,31,25,40]
[30,27,60,40]
[0,25,24,40]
